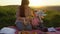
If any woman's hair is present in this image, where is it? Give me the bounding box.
[18,0,29,17]
[19,6,25,17]
[21,0,29,5]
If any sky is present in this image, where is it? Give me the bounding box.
[0,0,60,6]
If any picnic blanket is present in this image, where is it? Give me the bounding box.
[16,31,60,34]
[1,26,60,34]
[14,27,60,34]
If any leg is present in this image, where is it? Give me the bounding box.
[25,24,32,30]
[16,21,24,31]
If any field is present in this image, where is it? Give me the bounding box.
[0,5,60,28]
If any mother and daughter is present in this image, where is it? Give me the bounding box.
[15,6,46,31]
[15,0,46,31]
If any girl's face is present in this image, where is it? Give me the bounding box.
[34,11,38,17]
[34,11,37,14]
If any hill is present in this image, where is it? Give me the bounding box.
[45,6,60,11]
[0,5,60,28]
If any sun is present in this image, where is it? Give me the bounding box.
[29,0,44,7]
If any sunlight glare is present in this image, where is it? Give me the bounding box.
[29,0,44,6]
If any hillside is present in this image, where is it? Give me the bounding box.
[45,6,60,11]
[0,5,60,28]
[0,5,60,11]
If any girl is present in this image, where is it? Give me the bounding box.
[31,10,40,29]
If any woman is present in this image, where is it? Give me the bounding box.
[15,0,32,30]
[15,6,25,30]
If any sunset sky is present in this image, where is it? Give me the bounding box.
[0,0,60,6]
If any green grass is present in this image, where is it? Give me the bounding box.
[0,6,60,28]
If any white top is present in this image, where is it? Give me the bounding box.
[48,27,56,32]
[0,27,16,34]
[35,10,47,17]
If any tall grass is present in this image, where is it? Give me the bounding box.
[0,6,60,28]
